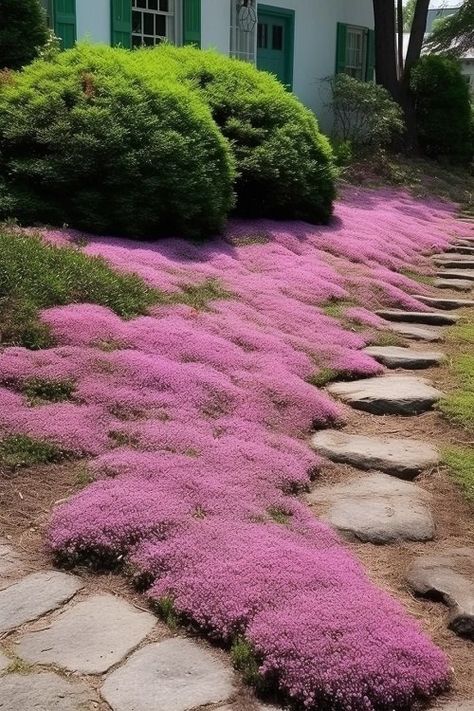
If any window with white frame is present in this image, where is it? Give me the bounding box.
[132,0,178,47]
[345,27,367,80]
[230,0,257,63]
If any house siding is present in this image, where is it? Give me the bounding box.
[57,0,374,130]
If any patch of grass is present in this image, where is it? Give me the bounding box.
[399,268,434,286]
[267,506,293,526]
[108,404,145,421]
[229,233,271,247]
[171,278,232,311]
[447,322,474,345]
[438,354,474,431]
[307,368,340,388]
[20,378,75,405]
[74,464,94,489]
[0,435,73,470]
[231,637,266,691]
[94,338,126,352]
[370,331,404,347]
[443,447,474,502]
[154,596,179,629]
[0,228,160,349]
[108,430,141,448]
[6,658,33,675]
[322,299,354,319]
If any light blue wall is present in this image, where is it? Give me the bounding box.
[76,0,111,45]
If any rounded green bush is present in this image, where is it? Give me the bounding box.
[136,45,336,223]
[0,44,235,238]
[410,55,473,164]
[0,0,49,71]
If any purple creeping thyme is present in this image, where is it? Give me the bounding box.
[5,187,472,708]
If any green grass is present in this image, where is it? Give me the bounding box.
[0,434,73,470]
[267,505,293,526]
[370,331,405,347]
[308,368,341,388]
[447,322,474,345]
[322,299,355,319]
[0,228,232,350]
[399,268,434,286]
[443,447,474,502]
[20,378,76,405]
[230,637,265,690]
[438,354,474,431]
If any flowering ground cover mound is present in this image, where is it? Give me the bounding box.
[1,188,473,709]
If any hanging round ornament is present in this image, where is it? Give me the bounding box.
[238,0,257,33]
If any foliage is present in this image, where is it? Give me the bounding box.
[403,0,417,31]
[443,446,474,502]
[0,434,71,470]
[328,74,405,151]
[410,55,474,164]
[0,0,49,70]
[230,637,265,689]
[438,344,474,431]
[0,228,157,348]
[136,45,336,224]
[426,0,474,57]
[0,44,235,238]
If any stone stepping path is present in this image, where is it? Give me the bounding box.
[445,245,474,255]
[434,278,473,292]
[0,672,97,711]
[17,594,156,674]
[0,571,83,634]
[310,430,439,479]
[433,255,474,269]
[102,638,234,711]
[364,346,445,369]
[436,269,474,282]
[375,309,459,326]
[326,375,443,415]
[388,321,444,341]
[414,295,474,310]
[308,473,434,543]
[407,548,474,640]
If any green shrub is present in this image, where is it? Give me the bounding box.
[0,434,72,469]
[410,55,473,164]
[0,0,49,70]
[0,44,235,238]
[328,74,405,151]
[137,45,336,223]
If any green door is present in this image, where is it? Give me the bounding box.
[257,5,294,88]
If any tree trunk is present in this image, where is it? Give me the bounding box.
[405,0,429,71]
[373,0,399,102]
[397,0,404,77]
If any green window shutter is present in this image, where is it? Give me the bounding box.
[335,22,347,74]
[183,0,201,47]
[54,0,76,50]
[366,28,375,81]
[111,0,132,48]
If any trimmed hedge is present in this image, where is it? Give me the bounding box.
[0,44,235,238]
[134,45,336,224]
[410,55,473,164]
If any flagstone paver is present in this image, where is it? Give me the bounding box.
[436,269,474,282]
[413,296,474,310]
[407,548,474,640]
[0,672,97,711]
[429,703,474,711]
[434,257,474,269]
[388,322,444,341]
[0,540,25,582]
[101,638,234,711]
[434,278,473,292]
[309,473,434,543]
[17,593,156,674]
[375,309,459,326]
[326,375,443,415]
[0,571,83,634]
[310,430,439,479]
[445,245,474,255]
[364,346,446,369]
[0,650,10,673]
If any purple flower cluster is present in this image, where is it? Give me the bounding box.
[5,187,472,708]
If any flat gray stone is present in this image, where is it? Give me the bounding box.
[0,672,96,711]
[364,346,446,369]
[376,309,458,326]
[437,269,474,281]
[388,322,444,342]
[0,571,83,634]
[413,295,474,310]
[310,430,439,479]
[326,375,443,415]
[434,278,473,292]
[407,548,474,639]
[0,650,10,673]
[434,257,474,269]
[428,703,474,711]
[17,594,155,674]
[0,540,24,581]
[309,473,434,543]
[102,638,234,711]
[445,245,474,255]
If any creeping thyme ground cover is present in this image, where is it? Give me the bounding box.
[1,188,472,709]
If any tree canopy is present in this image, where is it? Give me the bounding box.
[425,0,474,57]
[0,0,49,70]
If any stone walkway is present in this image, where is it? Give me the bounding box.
[1,234,474,710]
[310,232,474,709]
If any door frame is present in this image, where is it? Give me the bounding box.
[257,4,295,89]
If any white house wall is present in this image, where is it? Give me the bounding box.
[76,0,110,45]
[201,0,231,55]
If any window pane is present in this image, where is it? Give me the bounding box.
[136,0,146,8]
[156,14,166,36]
[160,0,169,10]
[132,11,141,32]
[144,35,154,45]
[144,12,154,35]
[257,23,268,49]
[272,24,283,51]
[149,0,158,9]
[132,35,142,47]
